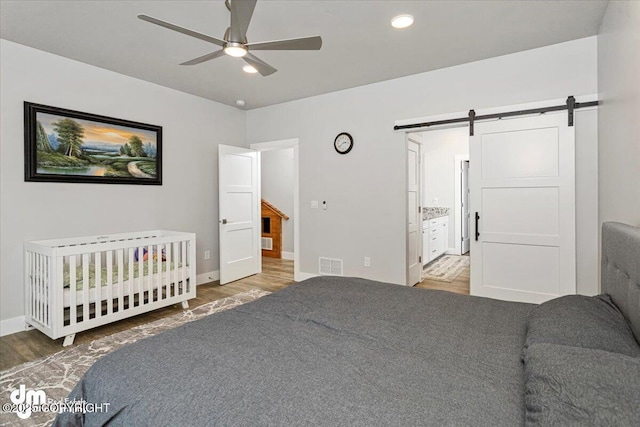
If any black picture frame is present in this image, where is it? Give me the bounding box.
[24,102,162,185]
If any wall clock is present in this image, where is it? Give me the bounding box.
[334,132,354,155]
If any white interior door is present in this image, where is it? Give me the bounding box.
[470,113,576,303]
[461,160,470,254]
[407,139,422,286]
[219,144,260,285]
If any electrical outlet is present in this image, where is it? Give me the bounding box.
[364,257,371,267]
[204,250,211,260]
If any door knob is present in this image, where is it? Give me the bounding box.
[221,219,228,224]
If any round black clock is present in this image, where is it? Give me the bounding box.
[334,132,354,154]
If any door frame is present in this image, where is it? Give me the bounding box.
[250,138,301,282]
[406,133,423,286]
[453,154,470,256]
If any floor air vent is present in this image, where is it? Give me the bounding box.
[261,237,273,250]
[319,257,343,276]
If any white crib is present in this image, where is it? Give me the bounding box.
[24,230,196,346]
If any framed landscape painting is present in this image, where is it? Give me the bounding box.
[24,102,162,185]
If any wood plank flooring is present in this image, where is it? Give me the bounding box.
[0,257,294,371]
[415,265,470,295]
[1,256,469,372]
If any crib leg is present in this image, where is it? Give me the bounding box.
[62,334,76,347]
[181,300,189,310]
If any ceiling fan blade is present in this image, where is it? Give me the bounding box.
[138,14,225,47]
[247,36,322,51]
[243,53,277,76]
[229,0,257,42]
[180,50,225,66]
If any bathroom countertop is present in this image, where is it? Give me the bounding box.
[423,207,449,221]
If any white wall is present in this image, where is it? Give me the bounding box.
[0,40,246,328]
[597,1,640,227]
[247,37,598,286]
[419,128,469,249]
[261,148,294,254]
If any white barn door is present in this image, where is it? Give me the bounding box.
[407,139,422,286]
[219,145,260,285]
[470,113,576,303]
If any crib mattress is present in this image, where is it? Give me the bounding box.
[61,266,191,308]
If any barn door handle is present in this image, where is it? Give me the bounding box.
[475,212,480,241]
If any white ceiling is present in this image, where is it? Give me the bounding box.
[0,0,608,109]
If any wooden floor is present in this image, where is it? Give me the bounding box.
[416,266,470,295]
[415,258,470,295]
[0,257,295,371]
[0,256,470,371]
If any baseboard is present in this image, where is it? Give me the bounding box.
[0,316,29,337]
[281,251,294,260]
[296,272,318,282]
[196,270,220,286]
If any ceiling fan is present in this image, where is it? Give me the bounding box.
[138,0,322,76]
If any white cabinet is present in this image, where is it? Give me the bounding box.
[423,216,449,265]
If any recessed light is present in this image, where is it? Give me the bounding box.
[243,65,258,74]
[235,99,246,107]
[391,14,414,29]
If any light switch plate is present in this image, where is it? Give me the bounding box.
[311,200,319,209]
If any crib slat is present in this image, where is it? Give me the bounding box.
[56,256,64,331]
[35,254,39,321]
[69,256,77,325]
[121,249,127,312]
[137,246,144,307]
[106,250,113,315]
[35,254,39,322]
[95,253,102,318]
[34,254,38,323]
[173,242,179,296]
[157,244,163,301]
[41,255,46,325]
[82,253,89,322]
[34,254,38,321]
[181,241,187,296]
[127,248,133,309]
[34,254,39,323]
[34,253,39,323]
[166,243,172,298]
[147,245,153,302]
[43,254,48,324]
[41,254,46,323]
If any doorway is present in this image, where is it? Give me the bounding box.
[250,139,301,282]
[410,127,470,293]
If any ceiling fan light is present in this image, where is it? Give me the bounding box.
[224,43,247,57]
[243,65,258,74]
[391,14,414,29]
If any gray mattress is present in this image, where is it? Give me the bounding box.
[55,276,533,426]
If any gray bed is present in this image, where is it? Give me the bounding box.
[54,222,640,426]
